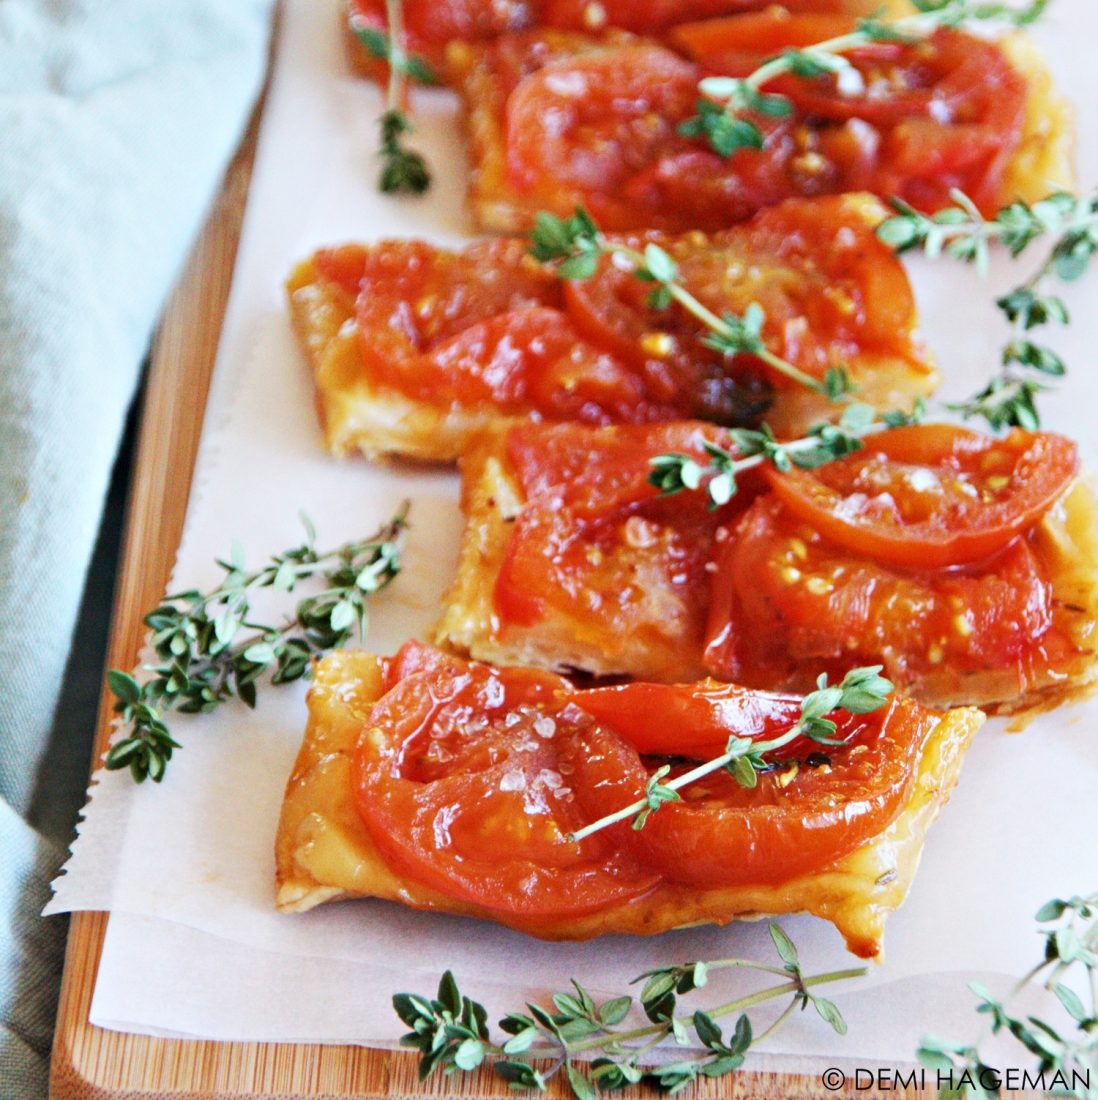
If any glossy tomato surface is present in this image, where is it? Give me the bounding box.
[352,645,936,903]
[568,696,934,887]
[348,0,863,73]
[764,426,1079,569]
[495,18,1025,229]
[352,644,659,917]
[704,492,1076,692]
[315,197,924,423]
[493,422,754,636]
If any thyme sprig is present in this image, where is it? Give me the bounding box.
[649,401,923,508]
[567,666,892,843]
[394,924,866,1096]
[104,507,408,783]
[918,893,1098,1099]
[683,0,1048,160]
[352,0,434,194]
[529,208,852,399]
[879,188,1098,430]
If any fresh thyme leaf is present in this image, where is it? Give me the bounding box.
[350,24,436,84]
[645,402,909,509]
[918,892,1098,1099]
[378,109,431,194]
[104,506,408,783]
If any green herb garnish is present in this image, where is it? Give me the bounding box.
[351,0,434,194]
[530,207,855,399]
[104,506,408,782]
[879,187,1098,430]
[394,926,866,1095]
[918,893,1098,1099]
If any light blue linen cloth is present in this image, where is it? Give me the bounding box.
[0,1,273,1093]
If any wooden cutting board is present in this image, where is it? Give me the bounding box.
[47,14,912,1099]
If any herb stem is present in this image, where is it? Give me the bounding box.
[568,666,891,843]
[384,0,405,113]
[565,968,867,1055]
[605,242,830,395]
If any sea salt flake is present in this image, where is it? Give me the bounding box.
[533,716,556,739]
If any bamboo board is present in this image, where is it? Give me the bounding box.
[46,19,916,1100]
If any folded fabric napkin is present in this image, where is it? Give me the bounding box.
[0,0,273,1091]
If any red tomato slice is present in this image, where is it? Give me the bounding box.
[703,493,1069,690]
[352,653,659,917]
[765,426,1079,569]
[494,423,751,632]
[673,11,861,59]
[569,696,933,887]
[574,679,809,758]
[505,45,698,196]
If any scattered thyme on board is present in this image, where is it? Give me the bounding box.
[104,505,408,783]
[351,0,434,194]
[393,923,865,1097]
[918,893,1098,1100]
[395,896,1098,1099]
[681,0,1049,162]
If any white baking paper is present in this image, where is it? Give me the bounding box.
[47,0,1098,1067]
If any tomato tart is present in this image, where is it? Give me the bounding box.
[436,422,1098,713]
[275,642,982,958]
[450,12,1073,233]
[286,194,935,461]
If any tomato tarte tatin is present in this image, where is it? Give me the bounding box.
[436,421,1098,712]
[275,643,983,957]
[286,194,934,461]
[451,14,1073,233]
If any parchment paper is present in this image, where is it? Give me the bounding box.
[47,0,1098,1063]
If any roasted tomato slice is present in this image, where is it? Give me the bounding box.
[564,195,918,396]
[505,44,699,199]
[494,423,752,631]
[765,426,1079,570]
[490,14,1023,227]
[569,695,934,887]
[575,679,810,758]
[351,649,659,917]
[703,494,1072,690]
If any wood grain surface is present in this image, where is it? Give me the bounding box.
[47,12,917,1099]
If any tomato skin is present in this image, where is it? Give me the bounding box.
[703,493,1069,691]
[352,649,659,918]
[569,696,934,888]
[765,426,1080,570]
[574,679,808,758]
[494,422,755,633]
[505,44,698,199]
